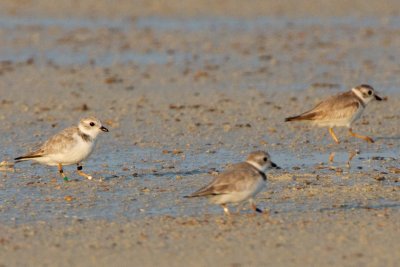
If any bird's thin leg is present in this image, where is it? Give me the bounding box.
[221,204,231,216]
[76,163,93,180]
[250,199,263,213]
[329,128,340,144]
[58,163,69,182]
[348,128,374,143]
[347,150,358,168]
[329,152,336,163]
[235,202,244,214]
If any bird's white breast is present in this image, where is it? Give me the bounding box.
[46,134,95,165]
[348,105,365,127]
[313,106,364,128]
[212,178,266,204]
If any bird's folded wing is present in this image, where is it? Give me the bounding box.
[40,127,77,155]
[311,97,360,120]
[191,169,260,196]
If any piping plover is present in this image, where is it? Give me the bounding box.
[185,151,279,215]
[15,116,109,181]
[285,84,383,144]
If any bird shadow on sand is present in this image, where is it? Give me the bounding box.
[319,202,400,212]
[149,169,210,178]
[99,169,212,181]
[100,174,120,181]
[374,135,400,141]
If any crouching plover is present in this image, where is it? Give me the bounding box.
[285,84,383,144]
[185,151,279,215]
[15,116,109,181]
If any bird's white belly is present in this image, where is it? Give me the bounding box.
[47,141,94,166]
[212,179,266,204]
[314,107,364,128]
[314,119,352,128]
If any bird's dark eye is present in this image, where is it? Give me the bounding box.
[368,90,372,95]
[90,122,95,126]
[263,157,267,162]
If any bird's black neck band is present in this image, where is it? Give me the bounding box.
[78,130,93,142]
[258,170,267,181]
[352,90,366,108]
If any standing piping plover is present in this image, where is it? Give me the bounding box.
[185,151,279,215]
[15,116,109,181]
[285,84,383,144]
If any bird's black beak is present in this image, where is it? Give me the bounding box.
[271,162,281,169]
[374,94,383,101]
[100,126,109,132]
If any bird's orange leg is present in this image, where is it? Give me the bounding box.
[348,128,374,143]
[76,164,93,180]
[58,163,69,181]
[347,150,357,168]
[329,152,336,163]
[329,128,340,144]
[250,201,263,213]
[221,204,231,216]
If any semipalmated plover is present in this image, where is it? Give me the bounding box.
[185,151,279,215]
[285,84,383,144]
[15,116,109,181]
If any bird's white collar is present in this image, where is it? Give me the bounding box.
[246,160,267,173]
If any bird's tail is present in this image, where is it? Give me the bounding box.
[285,112,317,122]
[183,193,206,198]
[14,154,42,163]
[183,193,200,198]
[184,186,216,198]
[285,115,303,122]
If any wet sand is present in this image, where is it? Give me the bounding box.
[1,0,400,18]
[0,1,399,266]
[1,211,399,267]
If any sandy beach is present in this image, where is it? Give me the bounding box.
[0,1,399,266]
